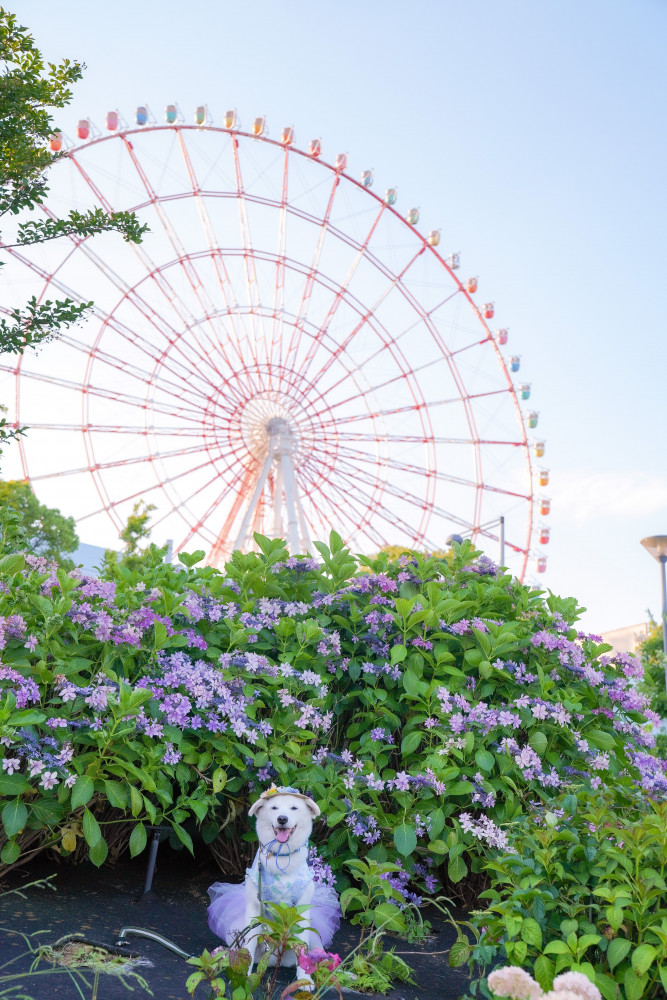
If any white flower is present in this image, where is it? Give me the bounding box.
[40,770,59,790]
[552,972,601,1000]
[488,967,542,1000]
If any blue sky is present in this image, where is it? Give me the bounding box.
[7,0,667,634]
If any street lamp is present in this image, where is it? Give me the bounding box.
[640,537,667,685]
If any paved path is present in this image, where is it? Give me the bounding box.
[2,849,470,999]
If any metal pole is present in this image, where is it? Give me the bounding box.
[499,516,505,568]
[659,556,667,685]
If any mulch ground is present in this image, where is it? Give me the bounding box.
[1,845,470,999]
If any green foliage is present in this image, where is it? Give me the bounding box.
[0,479,78,564]
[336,938,414,995]
[0,8,147,379]
[103,500,167,574]
[637,619,667,724]
[463,792,667,1000]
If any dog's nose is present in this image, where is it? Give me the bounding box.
[277,815,288,825]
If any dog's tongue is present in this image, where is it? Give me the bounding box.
[275,828,291,843]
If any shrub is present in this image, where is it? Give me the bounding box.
[456,790,667,1000]
[1,509,665,955]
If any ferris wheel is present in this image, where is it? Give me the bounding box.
[0,106,548,578]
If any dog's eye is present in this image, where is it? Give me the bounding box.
[290,806,297,810]
[271,805,277,810]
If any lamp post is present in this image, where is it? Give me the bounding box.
[640,536,667,692]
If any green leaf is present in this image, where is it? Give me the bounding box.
[447,854,467,884]
[402,669,426,698]
[373,902,405,932]
[632,944,657,976]
[172,822,194,854]
[448,939,471,968]
[129,822,147,858]
[0,773,31,796]
[2,799,27,838]
[448,780,474,796]
[659,966,667,994]
[178,550,205,567]
[82,807,101,847]
[89,836,108,867]
[428,839,448,855]
[543,940,571,956]
[103,779,127,809]
[71,775,95,810]
[1,839,20,865]
[529,731,548,755]
[533,955,554,993]
[390,644,407,664]
[129,785,143,817]
[8,709,45,726]
[587,728,616,751]
[474,748,495,772]
[401,731,422,755]
[393,823,417,857]
[520,917,543,949]
[624,968,646,1000]
[212,767,227,793]
[607,937,632,971]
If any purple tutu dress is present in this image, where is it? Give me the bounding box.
[208,846,341,948]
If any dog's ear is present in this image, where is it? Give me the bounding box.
[303,797,321,818]
[248,798,264,818]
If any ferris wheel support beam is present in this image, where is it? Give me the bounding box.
[234,445,276,552]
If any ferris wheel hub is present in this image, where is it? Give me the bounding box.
[239,390,309,465]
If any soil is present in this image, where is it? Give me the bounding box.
[1,844,471,999]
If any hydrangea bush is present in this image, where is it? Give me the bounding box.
[1,516,665,990]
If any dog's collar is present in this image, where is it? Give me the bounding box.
[260,840,307,858]
[259,838,308,871]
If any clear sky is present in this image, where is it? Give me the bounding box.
[6,0,667,635]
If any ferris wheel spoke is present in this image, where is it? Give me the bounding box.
[335,429,525,448]
[297,466,388,551]
[8,232,227,397]
[283,170,340,371]
[29,442,211,481]
[1,363,205,424]
[24,421,204,437]
[175,131,251,374]
[172,458,257,556]
[77,452,230,522]
[326,461,428,545]
[71,146,243,385]
[270,149,289,374]
[335,454,476,537]
[296,200,388,375]
[300,242,426,386]
[59,332,217,410]
[231,135,270,376]
[335,444,532,501]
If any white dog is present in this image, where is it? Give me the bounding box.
[208,785,341,986]
[244,787,321,971]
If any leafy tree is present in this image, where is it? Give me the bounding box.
[0,478,78,563]
[103,500,167,574]
[638,619,667,713]
[0,8,147,452]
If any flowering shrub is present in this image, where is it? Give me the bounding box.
[1,508,665,961]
